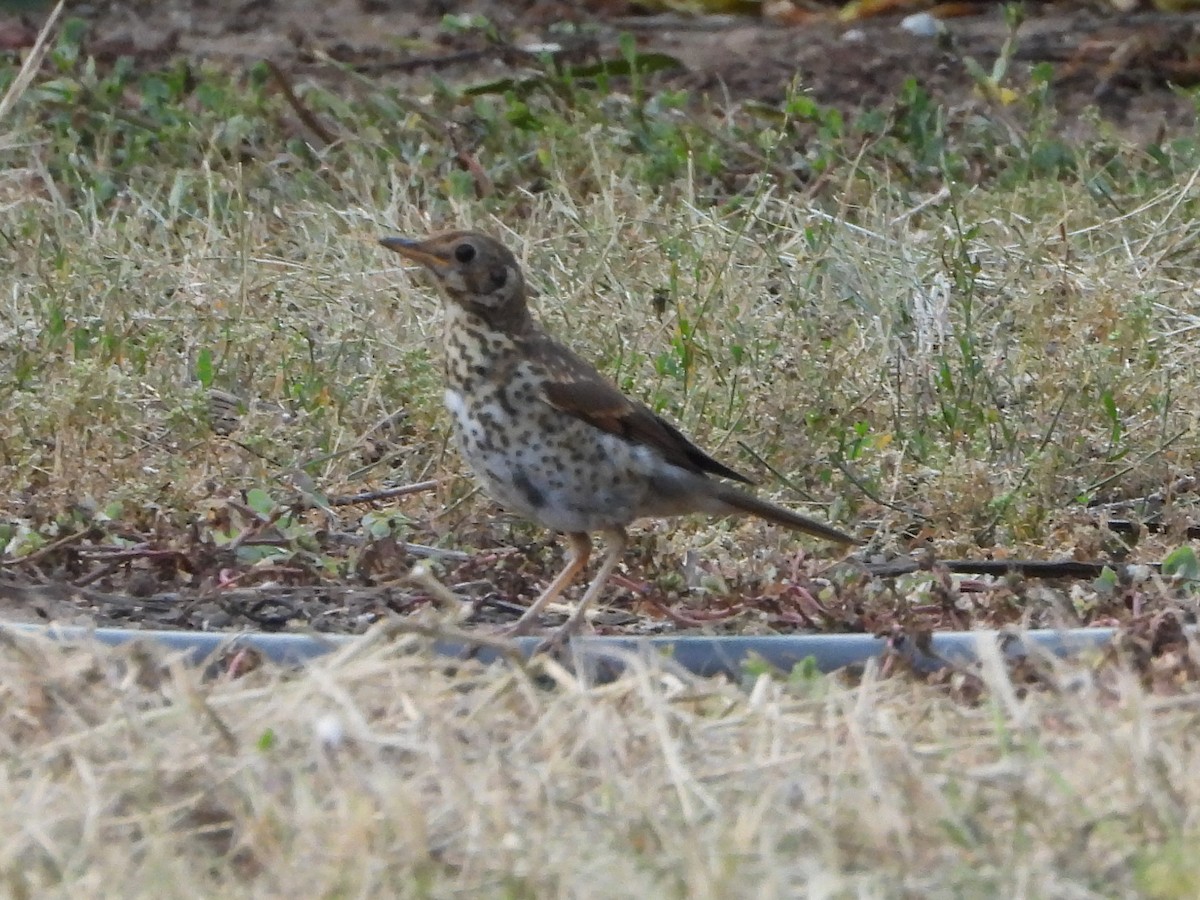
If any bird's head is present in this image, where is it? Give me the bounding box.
[380,231,529,332]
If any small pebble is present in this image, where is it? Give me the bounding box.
[314,713,345,749]
[900,12,942,38]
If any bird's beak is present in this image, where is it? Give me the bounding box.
[379,236,449,272]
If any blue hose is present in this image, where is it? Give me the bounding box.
[0,623,1120,678]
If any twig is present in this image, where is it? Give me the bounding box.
[77,547,186,562]
[647,600,741,628]
[454,147,493,199]
[320,531,471,562]
[401,542,471,562]
[683,110,805,192]
[858,558,1157,580]
[832,457,929,521]
[227,438,287,468]
[1088,475,1198,511]
[352,47,493,74]
[608,14,743,31]
[309,47,493,198]
[73,563,120,588]
[225,503,289,553]
[0,530,89,569]
[1081,429,1188,498]
[72,547,188,589]
[889,186,952,227]
[0,577,178,612]
[265,59,339,146]
[328,480,439,506]
[0,0,64,124]
[734,441,784,491]
[345,43,539,77]
[1105,519,1200,540]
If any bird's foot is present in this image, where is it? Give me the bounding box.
[495,618,538,639]
[531,613,594,655]
[496,607,594,653]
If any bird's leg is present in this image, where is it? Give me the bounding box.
[540,526,627,649]
[501,532,591,637]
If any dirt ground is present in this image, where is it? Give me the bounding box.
[5,1,1199,139]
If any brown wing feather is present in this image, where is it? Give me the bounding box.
[526,333,754,485]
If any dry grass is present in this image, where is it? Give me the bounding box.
[4,149,1198,626]
[5,162,1198,540]
[5,18,1200,892]
[2,630,1200,896]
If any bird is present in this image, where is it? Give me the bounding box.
[379,230,858,643]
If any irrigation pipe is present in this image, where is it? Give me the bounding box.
[0,623,1122,679]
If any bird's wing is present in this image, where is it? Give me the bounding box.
[523,332,754,485]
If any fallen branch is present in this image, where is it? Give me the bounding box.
[0,530,90,569]
[859,558,1151,580]
[328,480,439,506]
[265,59,339,146]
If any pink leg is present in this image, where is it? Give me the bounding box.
[502,532,591,637]
[542,526,627,647]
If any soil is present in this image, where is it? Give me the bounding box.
[6,1,1193,141]
[3,0,1199,641]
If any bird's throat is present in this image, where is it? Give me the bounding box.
[441,305,521,395]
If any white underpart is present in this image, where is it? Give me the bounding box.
[443,386,701,532]
[443,387,467,421]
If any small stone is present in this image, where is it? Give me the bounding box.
[900,12,942,38]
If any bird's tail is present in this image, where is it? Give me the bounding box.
[710,483,859,545]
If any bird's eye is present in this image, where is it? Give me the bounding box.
[454,243,476,264]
